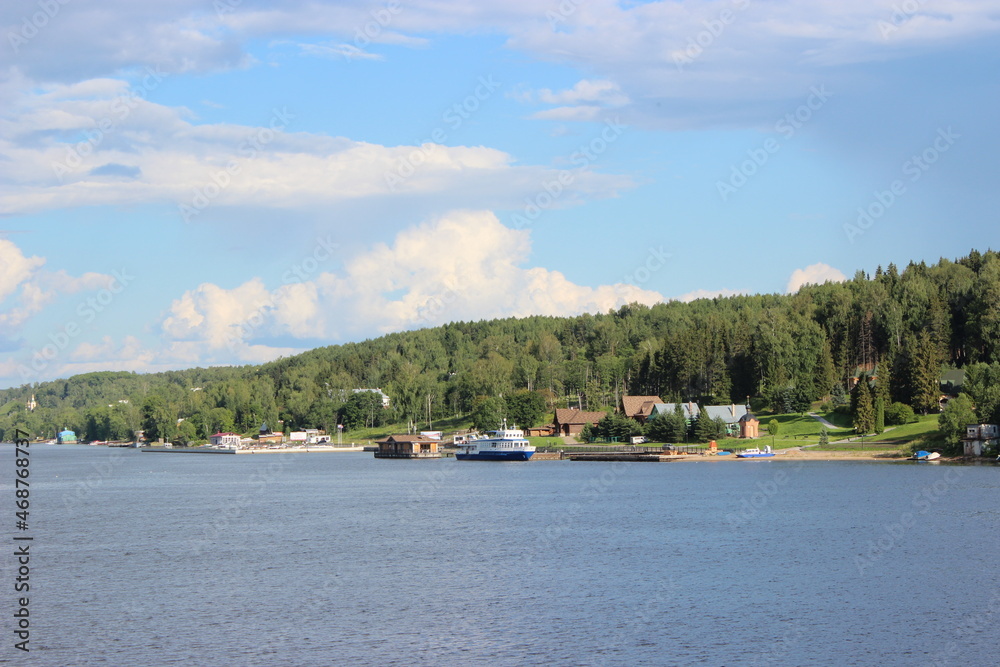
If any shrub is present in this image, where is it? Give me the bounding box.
[884,402,915,426]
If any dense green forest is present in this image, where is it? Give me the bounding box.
[2,249,999,444]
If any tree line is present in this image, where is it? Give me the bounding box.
[1,249,998,446]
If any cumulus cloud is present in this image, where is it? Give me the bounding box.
[0,239,44,302]
[0,240,117,337]
[158,210,664,362]
[786,263,847,293]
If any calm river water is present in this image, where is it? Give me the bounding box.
[2,444,997,666]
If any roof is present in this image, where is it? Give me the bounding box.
[211,432,240,437]
[554,408,606,426]
[649,403,699,420]
[649,403,750,423]
[377,434,438,445]
[621,395,664,419]
[702,404,750,423]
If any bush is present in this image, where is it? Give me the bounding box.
[884,402,915,426]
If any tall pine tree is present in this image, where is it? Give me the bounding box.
[852,379,875,434]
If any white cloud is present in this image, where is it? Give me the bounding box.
[0,78,632,218]
[6,1,1000,130]
[786,263,847,293]
[0,239,44,302]
[157,210,664,363]
[538,80,628,106]
[298,42,384,61]
[0,239,116,337]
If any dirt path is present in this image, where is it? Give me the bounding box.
[807,412,840,429]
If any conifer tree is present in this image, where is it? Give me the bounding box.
[853,380,875,434]
[694,405,715,443]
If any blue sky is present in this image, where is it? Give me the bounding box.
[1,0,998,388]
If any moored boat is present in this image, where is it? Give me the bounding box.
[456,422,535,461]
[736,445,774,458]
[909,450,941,461]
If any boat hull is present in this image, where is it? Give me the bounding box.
[456,450,534,461]
[736,453,775,458]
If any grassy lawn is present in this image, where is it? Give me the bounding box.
[529,436,568,450]
[818,410,854,429]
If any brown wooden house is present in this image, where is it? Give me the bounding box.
[620,395,664,423]
[553,409,606,436]
[374,434,441,458]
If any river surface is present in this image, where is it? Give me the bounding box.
[2,444,998,666]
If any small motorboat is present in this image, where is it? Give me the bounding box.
[736,446,774,458]
[909,450,941,461]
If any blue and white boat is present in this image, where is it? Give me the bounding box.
[736,445,774,458]
[455,422,535,461]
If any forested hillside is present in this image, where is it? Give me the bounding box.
[2,249,998,443]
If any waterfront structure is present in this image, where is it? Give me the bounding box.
[961,423,999,457]
[209,432,241,448]
[374,434,441,458]
[57,428,77,444]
